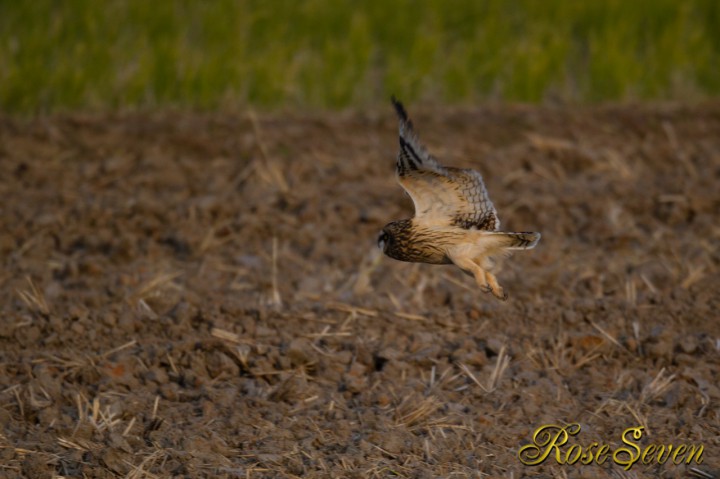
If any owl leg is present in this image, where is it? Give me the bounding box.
[484,271,508,301]
[449,256,491,293]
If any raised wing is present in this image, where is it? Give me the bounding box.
[391,97,499,231]
[392,96,444,176]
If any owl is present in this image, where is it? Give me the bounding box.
[378,98,540,301]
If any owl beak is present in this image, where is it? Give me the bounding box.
[377,232,386,251]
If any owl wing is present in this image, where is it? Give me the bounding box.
[392,97,500,231]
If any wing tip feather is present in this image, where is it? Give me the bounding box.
[390,95,413,131]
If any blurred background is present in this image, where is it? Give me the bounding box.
[1,0,719,113]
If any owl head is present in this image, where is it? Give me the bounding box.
[377,220,411,258]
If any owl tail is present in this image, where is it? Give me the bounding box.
[488,232,541,250]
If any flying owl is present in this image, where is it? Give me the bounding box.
[378,98,540,301]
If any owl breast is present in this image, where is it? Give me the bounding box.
[385,223,458,265]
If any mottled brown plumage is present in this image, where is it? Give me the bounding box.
[378,98,541,300]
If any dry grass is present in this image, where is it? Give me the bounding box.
[16,276,50,316]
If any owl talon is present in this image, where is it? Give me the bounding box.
[480,285,492,294]
[494,290,508,301]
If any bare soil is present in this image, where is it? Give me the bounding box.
[1,104,719,478]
